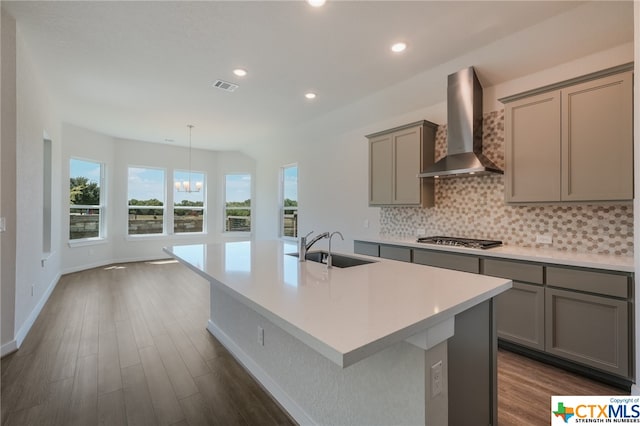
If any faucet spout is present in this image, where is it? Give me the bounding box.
[327,231,345,268]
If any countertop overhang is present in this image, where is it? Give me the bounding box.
[164,240,511,367]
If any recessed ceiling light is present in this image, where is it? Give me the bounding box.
[305,92,317,100]
[391,42,407,53]
[307,0,326,7]
[233,68,247,77]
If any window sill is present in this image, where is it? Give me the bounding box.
[223,231,252,237]
[126,232,208,242]
[68,237,108,248]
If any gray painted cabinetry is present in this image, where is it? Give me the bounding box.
[485,259,545,351]
[354,240,634,384]
[366,121,437,207]
[502,65,633,203]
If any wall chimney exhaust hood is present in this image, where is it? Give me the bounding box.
[418,67,503,178]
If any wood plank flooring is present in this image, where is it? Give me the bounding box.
[1,261,294,426]
[1,260,628,425]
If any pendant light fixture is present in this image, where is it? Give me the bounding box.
[175,124,203,193]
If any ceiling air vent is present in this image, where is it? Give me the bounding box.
[212,79,239,92]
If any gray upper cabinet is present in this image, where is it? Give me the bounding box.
[504,91,561,202]
[366,121,437,207]
[502,65,633,203]
[561,72,633,201]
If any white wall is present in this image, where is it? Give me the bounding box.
[248,43,633,256]
[1,9,64,354]
[61,125,256,272]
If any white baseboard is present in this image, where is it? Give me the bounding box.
[1,340,18,357]
[207,320,316,426]
[5,271,61,356]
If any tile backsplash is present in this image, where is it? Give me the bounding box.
[380,110,634,256]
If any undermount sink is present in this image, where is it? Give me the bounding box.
[287,251,376,268]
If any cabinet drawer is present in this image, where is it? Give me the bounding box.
[354,241,379,257]
[413,250,479,274]
[379,245,411,262]
[546,267,629,298]
[495,282,545,351]
[483,259,543,284]
[545,287,629,377]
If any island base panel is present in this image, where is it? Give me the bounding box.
[209,286,450,426]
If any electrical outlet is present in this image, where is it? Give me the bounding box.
[363,219,369,229]
[416,228,426,237]
[257,326,264,346]
[535,234,553,245]
[0,217,5,232]
[431,360,442,398]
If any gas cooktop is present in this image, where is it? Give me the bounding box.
[416,236,503,250]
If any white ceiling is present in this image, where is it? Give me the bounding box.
[3,1,634,151]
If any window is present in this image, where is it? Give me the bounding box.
[128,167,165,235]
[224,174,251,232]
[174,170,205,234]
[281,165,298,238]
[69,158,104,240]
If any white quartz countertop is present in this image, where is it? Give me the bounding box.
[164,240,511,367]
[358,237,634,273]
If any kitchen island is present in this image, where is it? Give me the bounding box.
[164,240,511,426]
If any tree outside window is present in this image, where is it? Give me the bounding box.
[128,167,165,235]
[69,158,104,240]
[281,165,298,238]
[174,170,205,234]
[224,174,251,232]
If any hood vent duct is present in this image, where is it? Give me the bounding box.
[418,67,503,178]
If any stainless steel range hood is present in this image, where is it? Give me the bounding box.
[418,67,503,178]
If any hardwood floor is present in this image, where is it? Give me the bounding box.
[1,261,295,426]
[497,348,625,425]
[0,260,628,425]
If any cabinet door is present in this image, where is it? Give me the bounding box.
[379,245,411,262]
[561,72,633,201]
[545,287,629,377]
[495,282,545,351]
[353,241,379,257]
[504,91,561,202]
[413,250,479,273]
[369,134,393,205]
[392,126,421,204]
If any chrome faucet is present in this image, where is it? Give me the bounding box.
[299,231,329,262]
[327,231,344,268]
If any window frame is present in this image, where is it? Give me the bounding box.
[126,165,167,238]
[223,173,252,234]
[280,164,298,240]
[173,169,207,235]
[68,157,106,246]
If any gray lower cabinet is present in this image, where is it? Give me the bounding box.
[379,245,411,262]
[353,241,379,257]
[494,282,545,351]
[353,240,633,379]
[484,259,545,351]
[413,249,480,273]
[545,287,629,377]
